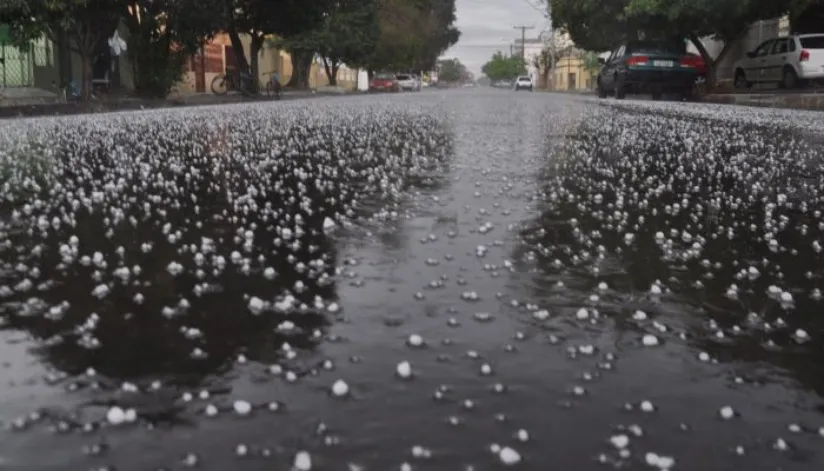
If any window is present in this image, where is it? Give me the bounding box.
[754,40,774,57]
[799,35,824,49]
[628,39,685,55]
[772,39,789,54]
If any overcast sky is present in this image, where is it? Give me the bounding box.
[443,0,550,76]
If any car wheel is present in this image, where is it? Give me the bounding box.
[734,69,751,90]
[781,66,800,89]
[613,75,626,99]
[680,88,695,102]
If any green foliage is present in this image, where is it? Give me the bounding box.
[123,0,222,99]
[366,0,460,73]
[437,58,465,82]
[550,0,816,53]
[481,51,527,81]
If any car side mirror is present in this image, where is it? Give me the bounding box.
[746,51,756,58]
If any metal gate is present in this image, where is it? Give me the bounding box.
[1,41,34,87]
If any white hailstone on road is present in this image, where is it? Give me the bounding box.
[650,284,663,295]
[396,361,412,379]
[633,310,648,320]
[293,450,312,471]
[645,452,675,470]
[610,434,630,449]
[235,444,248,457]
[407,334,424,347]
[331,379,349,397]
[233,400,252,416]
[106,406,126,425]
[498,446,522,465]
[597,281,608,292]
[323,217,336,232]
[719,406,735,420]
[480,363,493,376]
[263,267,276,280]
[205,404,218,417]
[698,352,711,362]
[794,329,810,342]
[642,334,660,346]
[248,296,265,314]
[774,438,789,451]
[576,308,589,320]
[640,400,655,412]
[533,309,549,320]
[516,429,530,442]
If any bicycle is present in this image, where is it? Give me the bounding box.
[261,71,282,100]
[211,68,264,97]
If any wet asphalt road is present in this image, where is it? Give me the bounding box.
[1,89,824,470]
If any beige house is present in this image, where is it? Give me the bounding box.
[551,54,596,91]
[173,33,358,95]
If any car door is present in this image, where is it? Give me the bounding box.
[767,38,790,82]
[599,45,619,89]
[601,45,625,89]
[747,39,774,82]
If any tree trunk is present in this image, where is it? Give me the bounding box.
[688,32,736,91]
[250,35,264,93]
[80,52,93,101]
[286,50,313,89]
[228,26,250,75]
[322,57,339,86]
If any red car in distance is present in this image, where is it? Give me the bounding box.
[369,73,400,93]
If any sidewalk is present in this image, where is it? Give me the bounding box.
[701,91,824,111]
[0,89,354,119]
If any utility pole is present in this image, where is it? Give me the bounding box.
[513,25,534,61]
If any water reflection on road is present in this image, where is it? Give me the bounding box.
[1,91,824,470]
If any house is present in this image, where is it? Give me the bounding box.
[0,24,62,92]
[174,32,360,95]
[513,37,543,80]
[540,29,597,91]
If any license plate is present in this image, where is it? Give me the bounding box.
[654,60,674,67]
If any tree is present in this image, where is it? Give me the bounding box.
[268,0,338,89]
[414,0,461,71]
[364,0,460,74]
[481,51,527,82]
[550,0,817,87]
[437,58,465,82]
[0,0,121,100]
[122,0,223,98]
[284,0,379,86]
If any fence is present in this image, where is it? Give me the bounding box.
[1,38,54,88]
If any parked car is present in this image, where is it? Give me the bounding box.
[369,73,400,92]
[596,39,701,100]
[396,74,421,91]
[733,34,824,89]
[514,76,533,91]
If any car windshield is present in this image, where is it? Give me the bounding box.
[627,39,686,55]
[396,74,411,80]
[517,76,530,81]
[375,74,394,80]
[800,36,824,49]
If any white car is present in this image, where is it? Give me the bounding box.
[733,34,824,89]
[396,74,421,91]
[514,76,533,91]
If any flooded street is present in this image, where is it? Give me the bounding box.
[2,89,824,470]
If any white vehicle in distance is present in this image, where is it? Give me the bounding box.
[396,74,422,91]
[514,76,533,91]
[733,34,824,89]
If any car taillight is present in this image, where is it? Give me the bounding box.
[625,55,649,66]
[679,55,703,68]
[800,49,810,61]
